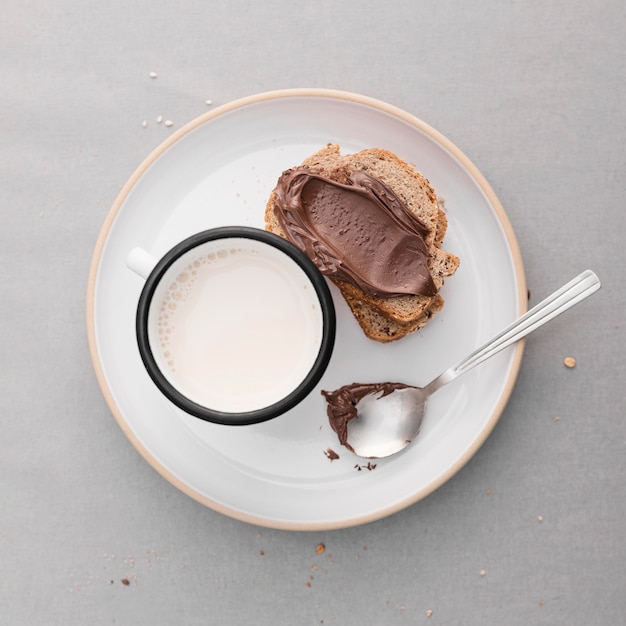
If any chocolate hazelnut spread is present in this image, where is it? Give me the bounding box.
[322,382,412,451]
[272,167,437,298]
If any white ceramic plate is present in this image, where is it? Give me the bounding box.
[87,89,526,530]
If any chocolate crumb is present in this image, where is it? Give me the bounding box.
[121,578,130,586]
[324,448,340,461]
[354,462,377,472]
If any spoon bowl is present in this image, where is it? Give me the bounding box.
[333,270,601,458]
[346,387,428,458]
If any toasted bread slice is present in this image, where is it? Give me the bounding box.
[265,144,459,342]
[340,291,444,343]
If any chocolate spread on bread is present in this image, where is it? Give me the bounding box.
[322,382,413,451]
[272,167,437,298]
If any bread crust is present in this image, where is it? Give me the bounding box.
[265,144,459,342]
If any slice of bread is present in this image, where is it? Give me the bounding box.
[341,292,445,342]
[265,144,459,342]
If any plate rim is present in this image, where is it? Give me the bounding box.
[86,88,527,530]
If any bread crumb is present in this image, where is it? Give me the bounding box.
[149,72,158,79]
[142,120,148,128]
[485,488,492,495]
[564,357,576,368]
[316,543,325,554]
[537,515,544,523]
[426,609,433,617]
[205,99,213,106]
[538,599,545,606]
[164,120,174,127]
[480,569,486,576]
[156,115,163,124]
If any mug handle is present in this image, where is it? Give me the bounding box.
[126,248,157,280]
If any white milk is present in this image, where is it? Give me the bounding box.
[148,238,324,412]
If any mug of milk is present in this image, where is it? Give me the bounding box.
[127,227,336,425]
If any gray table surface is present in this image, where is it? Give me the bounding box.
[2,0,624,624]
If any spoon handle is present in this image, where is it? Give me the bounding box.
[430,270,601,389]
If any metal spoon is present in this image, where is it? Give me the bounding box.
[332,270,601,458]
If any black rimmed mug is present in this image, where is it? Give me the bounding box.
[127,226,336,425]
